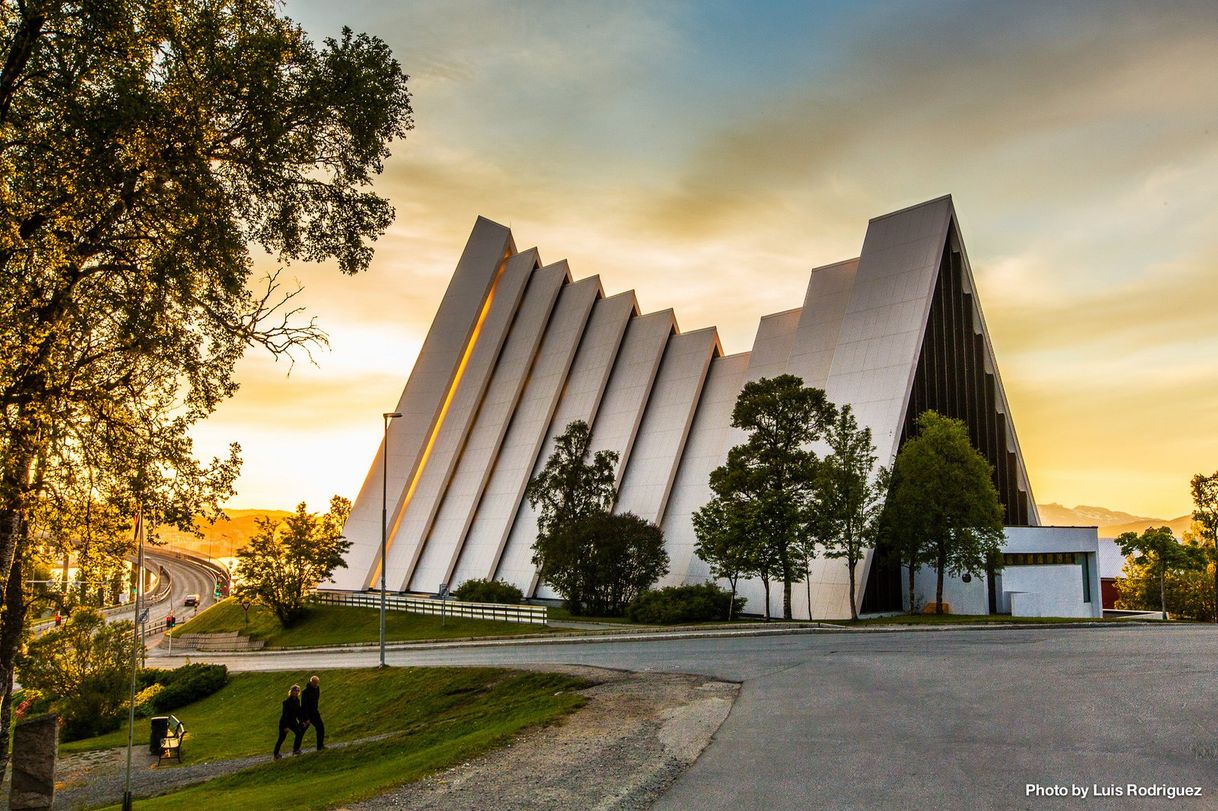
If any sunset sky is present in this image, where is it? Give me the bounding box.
[191,0,1218,520]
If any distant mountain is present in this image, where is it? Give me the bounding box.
[154,509,294,559]
[1037,503,1194,538]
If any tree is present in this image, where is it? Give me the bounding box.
[880,411,1004,614]
[18,607,138,740]
[235,497,352,626]
[1191,471,1218,623]
[0,0,410,772]
[706,375,830,620]
[693,496,752,620]
[815,405,887,620]
[541,511,668,616]
[1115,525,1214,621]
[526,420,618,583]
[1116,525,1202,620]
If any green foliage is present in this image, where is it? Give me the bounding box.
[541,512,669,616]
[697,375,831,620]
[60,667,588,810]
[526,420,618,578]
[626,583,745,624]
[1116,525,1203,620]
[1115,535,1215,621]
[148,664,229,713]
[813,405,886,620]
[235,497,352,626]
[18,607,138,741]
[1191,471,1218,623]
[453,578,523,605]
[879,411,1004,614]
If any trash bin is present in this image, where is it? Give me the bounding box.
[149,716,169,755]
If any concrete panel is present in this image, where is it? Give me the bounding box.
[436,291,632,592]
[787,259,859,392]
[449,291,635,587]
[519,309,675,598]
[659,353,750,588]
[451,277,601,590]
[615,327,718,525]
[334,217,513,590]
[394,260,566,593]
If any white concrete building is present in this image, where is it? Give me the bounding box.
[907,527,1103,618]
[333,196,1084,619]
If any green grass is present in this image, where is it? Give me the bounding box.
[171,599,556,647]
[67,666,588,810]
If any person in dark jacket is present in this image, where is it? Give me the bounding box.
[301,674,325,750]
[274,684,305,759]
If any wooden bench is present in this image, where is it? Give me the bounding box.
[159,715,187,764]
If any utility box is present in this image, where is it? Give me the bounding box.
[149,716,170,755]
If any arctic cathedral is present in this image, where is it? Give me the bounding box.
[331,196,1079,620]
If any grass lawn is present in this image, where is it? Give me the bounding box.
[65,666,588,810]
[171,599,556,647]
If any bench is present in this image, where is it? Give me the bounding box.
[159,715,187,764]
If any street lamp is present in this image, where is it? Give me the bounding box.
[380,411,402,668]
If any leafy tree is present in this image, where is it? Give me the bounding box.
[235,497,352,626]
[879,411,1004,614]
[1116,525,1203,620]
[526,420,618,582]
[814,405,887,620]
[0,0,410,771]
[18,607,138,740]
[541,511,668,616]
[706,375,830,620]
[692,496,754,620]
[1191,471,1218,623]
[1115,526,1215,621]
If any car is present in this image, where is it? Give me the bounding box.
[183,593,200,607]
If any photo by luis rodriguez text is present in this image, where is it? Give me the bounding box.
[1026,784,1203,800]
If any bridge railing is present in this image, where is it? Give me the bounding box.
[310,589,547,626]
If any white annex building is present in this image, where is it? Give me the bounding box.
[331,196,1100,619]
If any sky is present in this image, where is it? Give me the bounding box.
[191,0,1218,520]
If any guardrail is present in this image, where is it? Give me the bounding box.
[311,589,547,626]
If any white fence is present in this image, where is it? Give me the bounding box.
[311,590,548,626]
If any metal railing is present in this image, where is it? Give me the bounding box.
[311,589,547,625]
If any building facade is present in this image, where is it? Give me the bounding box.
[332,196,1079,619]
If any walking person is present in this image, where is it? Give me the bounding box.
[301,674,325,750]
[274,684,305,759]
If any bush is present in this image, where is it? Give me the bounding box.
[134,684,165,718]
[150,663,229,712]
[626,584,745,625]
[453,578,523,605]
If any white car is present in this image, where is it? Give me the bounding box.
[183,593,200,607]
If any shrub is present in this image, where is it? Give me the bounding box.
[453,578,523,605]
[134,684,165,718]
[626,584,745,625]
[151,663,229,712]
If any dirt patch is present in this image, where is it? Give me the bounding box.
[344,666,739,810]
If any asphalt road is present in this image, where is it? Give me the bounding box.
[157,624,1218,809]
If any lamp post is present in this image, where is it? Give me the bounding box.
[380,411,402,668]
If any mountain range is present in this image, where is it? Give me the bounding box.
[1035,503,1194,538]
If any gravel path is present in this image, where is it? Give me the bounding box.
[40,667,737,810]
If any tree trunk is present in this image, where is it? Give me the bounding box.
[728,579,737,621]
[805,563,812,621]
[848,558,858,621]
[907,560,916,614]
[935,548,946,614]
[762,577,771,621]
[781,558,793,620]
[1160,564,1167,620]
[0,530,27,782]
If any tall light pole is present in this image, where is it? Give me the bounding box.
[380,411,402,668]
